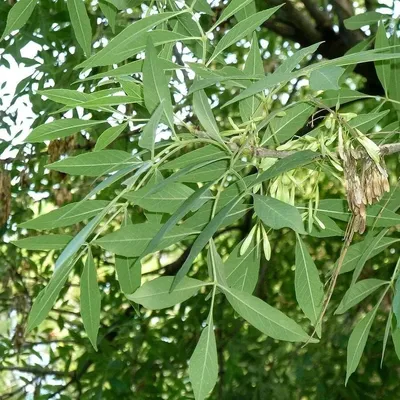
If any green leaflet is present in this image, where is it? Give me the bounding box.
[115,255,141,295]
[275,42,322,74]
[67,0,92,57]
[46,150,141,177]
[139,182,215,259]
[235,0,256,21]
[335,279,389,315]
[346,307,378,385]
[189,322,218,400]
[317,199,400,227]
[99,0,117,33]
[263,102,315,145]
[254,195,306,234]
[351,229,389,285]
[123,182,198,214]
[78,95,142,108]
[1,0,37,41]
[12,235,72,250]
[193,89,222,143]
[319,88,369,108]
[94,222,196,257]
[139,101,164,157]
[375,22,391,95]
[115,215,141,294]
[208,6,282,64]
[118,78,143,100]
[19,200,110,230]
[160,145,227,171]
[171,195,245,291]
[344,11,387,30]
[224,48,400,107]
[143,37,174,131]
[295,235,324,331]
[392,258,400,327]
[80,249,101,350]
[208,240,228,287]
[78,58,180,82]
[239,33,264,123]
[348,110,389,133]
[309,66,345,91]
[126,276,204,309]
[94,123,128,151]
[25,213,108,332]
[26,119,105,143]
[225,237,261,294]
[76,11,186,69]
[389,33,400,114]
[338,236,399,275]
[209,0,253,32]
[222,286,317,343]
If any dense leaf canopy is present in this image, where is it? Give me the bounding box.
[0,0,399,399]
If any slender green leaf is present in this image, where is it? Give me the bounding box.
[208,6,282,64]
[346,307,377,385]
[193,89,222,143]
[381,309,393,367]
[344,11,387,30]
[143,37,174,130]
[275,42,322,74]
[172,196,244,291]
[99,0,117,33]
[393,263,400,327]
[139,101,164,155]
[126,276,204,309]
[115,255,141,294]
[161,145,227,171]
[1,0,37,41]
[67,0,92,57]
[123,182,198,214]
[26,119,104,143]
[189,322,218,400]
[12,235,72,250]
[317,199,400,227]
[19,200,110,230]
[94,123,128,151]
[208,240,227,286]
[223,286,317,343]
[239,33,264,122]
[375,22,391,94]
[80,249,101,350]
[295,235,324,330]
[319,88,369,107]
[310,66,345,91]
[254,195,306,233]
[225,237,261,293]
[76,11,185,69]
[47,150,140,177]
[210,0,253,32]
[264,102,315,144]
[335,279,389,315]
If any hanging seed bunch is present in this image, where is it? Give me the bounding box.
[0,168,11,226]
[338,124,390,234]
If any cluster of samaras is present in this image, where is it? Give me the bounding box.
[340,147,390,234]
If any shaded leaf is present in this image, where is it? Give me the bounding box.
[335,279,388,315]
[26,119,104,142]
[254,195,306,233]
[19,200,110,230]
[139,101,164,156]
[223,286,317,343]
[12,235,72,250]
[295,235,324,329]
[189,323,218,400]
[94,123,128,151]
[80,249,101,350]
[126,276,203,309]
[344,11,387,30]
[47,150,140,176]
[310,66,345,91]
[67,0,92,57]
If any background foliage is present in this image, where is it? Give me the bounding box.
[0,0,399,399]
